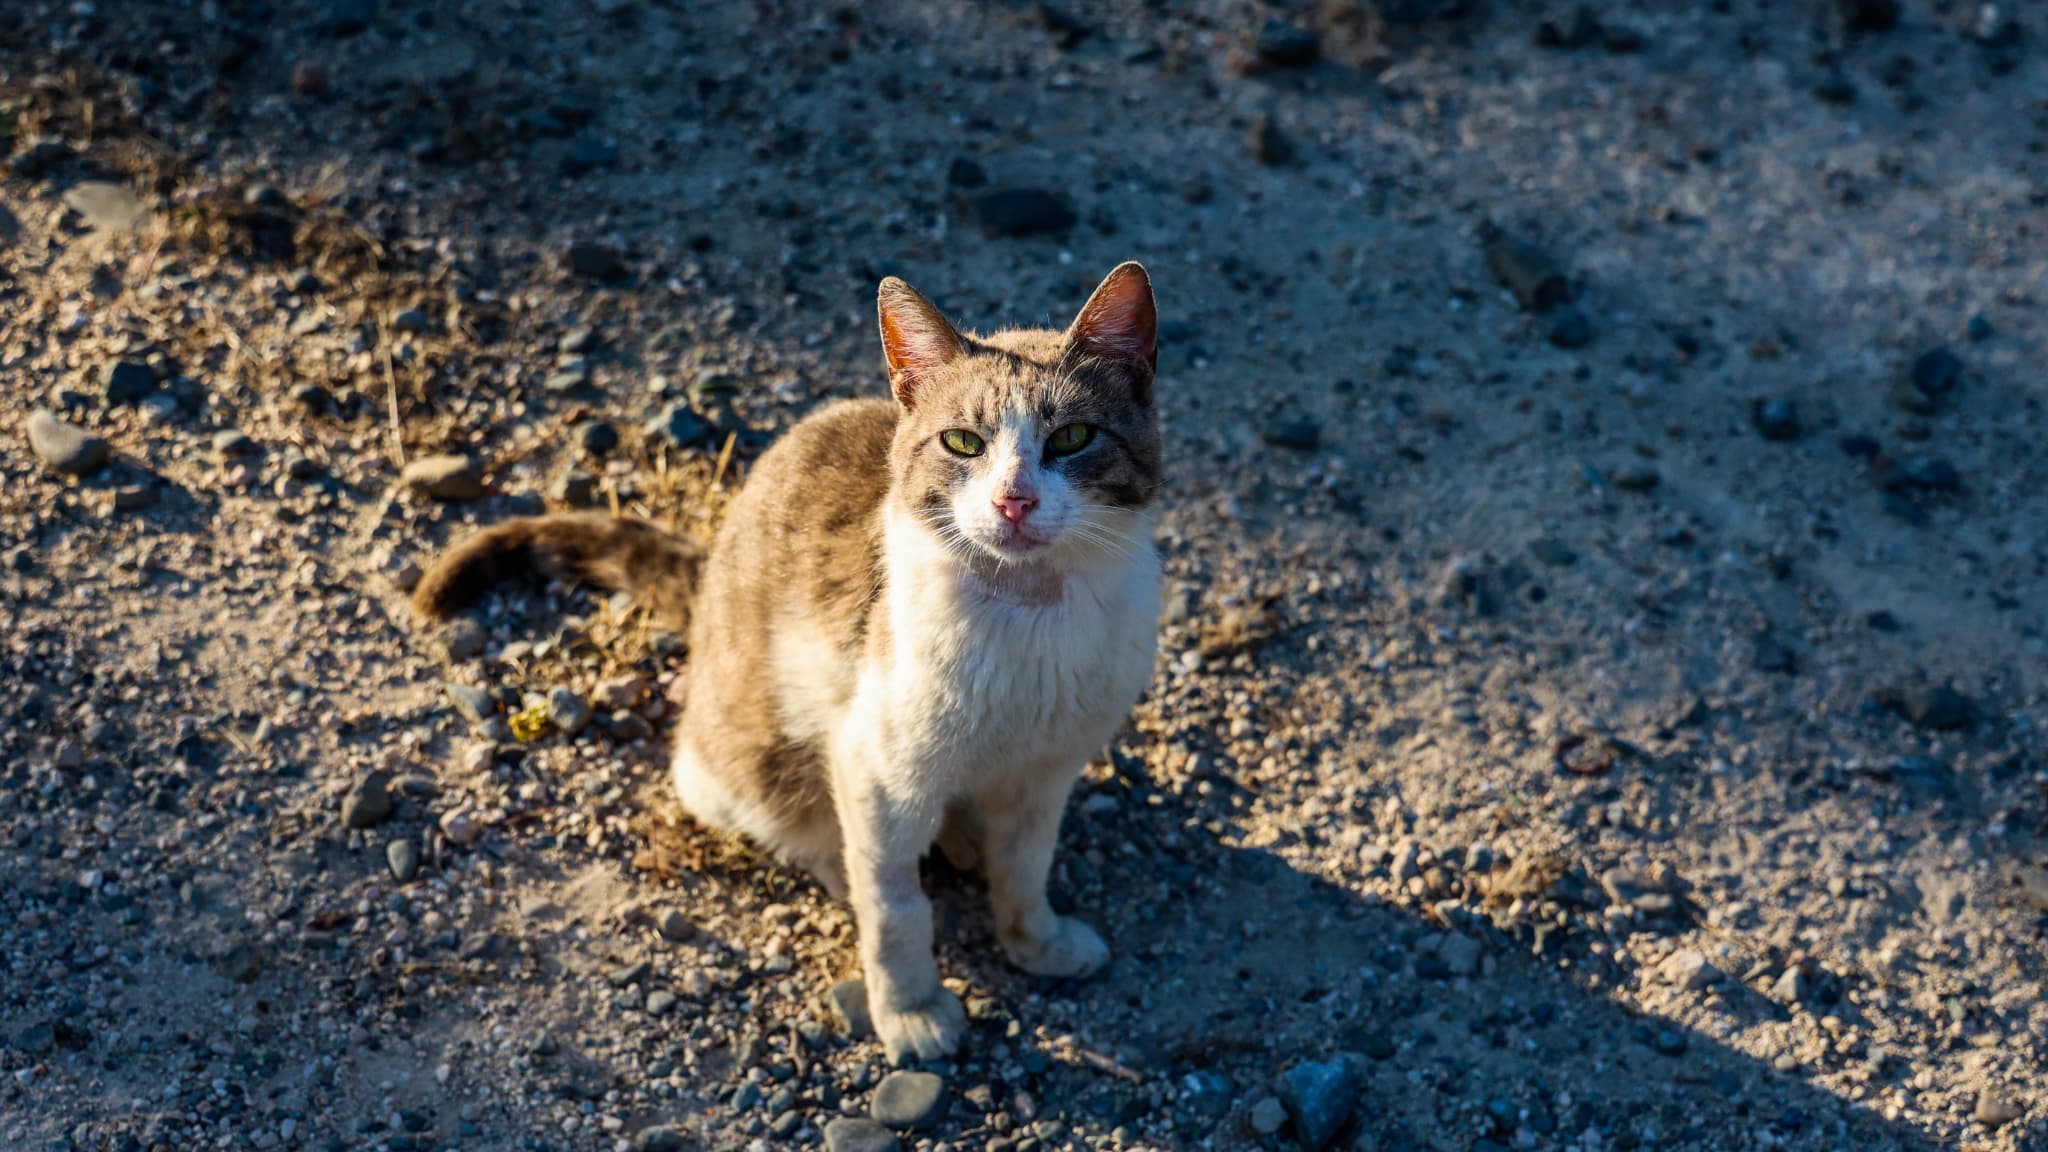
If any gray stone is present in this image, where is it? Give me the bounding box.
[210,941,264,984]
[100,360,156,403]
[1772,966,1809,1006]
[444,683,496,731]
[1975,1091,2021,1129]
[1438,932,1482,977]
[1278,1060,1358,1150]
[27,410,110,475]
[402,454,486,501]
[1255,18,1319,67]
[645,990,677,1017]
[645,402,712,450]
[1754,399,1800,442]
[547,687,591,734]
[63,181,146,231]
[871,1071,947,1129]
[1261,418,1320,452]
[567,241,627,280]
[824,1118,901,1152]
[392,308,433,334]
[386,838,420,882]
[1248,1096,1287,1136]
[1548,307,1594,349]
[1658,949,1721,991]
[574,419,619,456]
[111,484,156,511]
[550,469,601,507]
[827,978,873,1038]
[1613,462,1660,492]
[212,429,260,457]
[1897,684,1969,731]
[342,772,394,830]
[657,909,692,943]
[637,1125,685,1152]
[442,619,485,662]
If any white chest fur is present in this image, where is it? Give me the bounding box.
[870,512,1161,784]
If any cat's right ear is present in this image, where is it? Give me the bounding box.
[877,278,965,409]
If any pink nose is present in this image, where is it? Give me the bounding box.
[994,494,1038,524]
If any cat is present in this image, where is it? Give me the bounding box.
[413,262,1163,1063]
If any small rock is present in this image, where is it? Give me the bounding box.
[392,307,433,334]
[871,1070,946,1129]
[1484,230,1569,311]
[566,241,628,281]
[1772,966,1809,1006]
[971,189,1076,237]
[1529,538,1577,567]
[828,978,874,1038]
[213,429,260,457]
[607,961,650,988]
[1278,1060,1358,1150]
[564,132,618,176]
[1650,1028,1688,1056]
[550,469,601,507]
[444,683,496,731]
[210,941,264,984]
[547,687,591,734]
[1658,949,1722,991]
[1897,346,1963,413]
[1894,684,1970,730]
[100,361,156,404]
[645,989,677,1017]
[342,772,394,830]
[1837,0,1899,32]
[946,157,987,190]
[1813,73,1858,104]
[1966,314,1993,342]
[111,483,157,511]
[291,59,329,95]
[656,909,691,943]
[637,1125,686,1152]
[387,839,420,882]
[402,454,486,501]
[1752,633,1796,674]
[574,419,619,456]
[289,383,329,411]
[1438,932,1482,977]
[1753,399,1800,441]
[604,709,654,743]
[1255,18,1320,67]
[322,0,376,35]
[1613,462,1660,492]
[62,181,146,232]
[439,808,482,845]
[9,135,72,178]
[26,410,110,475]
[645,402,712,450]
[1547,306,1594,349]
[823,1118,901,1152]
[442,619,486,662]
[1975,1091,2022,1129]
[1249,115,1294,166]
[1248,1096,1288,1137]
[1261,419,1320,452]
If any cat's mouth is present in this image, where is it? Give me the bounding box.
[986,523,1054,556]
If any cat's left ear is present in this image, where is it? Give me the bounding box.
[1066,261,1157,402]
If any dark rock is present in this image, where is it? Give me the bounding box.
[1534,6,1602,49]
[442,619,485,662]
[213,429,260,457]
[870,1070,946,1129]
[1893,684,1970,730]
[1261,419,1321,452]
[1752,633,1796,673]
[1249,116,1294,166]
[1547,307,1594,349]
[322,0,377,36]
[566,241,628,281]
[971,189,1076,237]
[564,133,618,176]
[637,1125,685,1152]
[1613,463,1660,492]
[342,772,395,830]
[1877,455,1960,494]
[1255,19,1320,68]
[1484,230,1569,311]
[210,941,263,984]
[823,1118,901,1152]
[1813,74,1858,105]
[9,136,73,178]
[391,308,432,334]
[645,402,713,450]
[1838,0,1898,32]
[1753,399,1800,441]
[289,383,330,411]
[1601,23,1645,53]
[1529,538,1577,567]
[101,360,156,404]
[1966,314,1993,342]
[27,410,110,476]
[551,469,601,507]
[1907,346,1963,400]
[573,419,619,456]
[1277,1060,1358,1151]
[387,839,420,882]
[444,683,496,731]
[946,157,987,190]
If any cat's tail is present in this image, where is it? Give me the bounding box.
[411,513,703,632]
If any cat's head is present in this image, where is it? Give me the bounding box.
[877,262,1161,569]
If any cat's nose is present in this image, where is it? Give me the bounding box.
[994,494,1038,524]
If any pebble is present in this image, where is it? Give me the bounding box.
[439,808,482,845]
[1438,932,1482,977]
[1753,399,1800,441]
[1975,1091,2021,1129]
[1255,18,1320,68]
[1895,684,1969,730]
[657,909,692,943]
[62,181,146,232]
[1260,418,1320,452]
[289,383,329,411]
[392,307,433,334]
[637,1125,686,1152]
[1529,537,1577,567]
[402,454,487,501]
[646,402,712,450]
[342,772,395,830]
[645,990,677,1017]
[1484,230,1569,311]
[444,683,497,731]
[27,410,110,475]
[971,189,1076,237]
[824,1118,901,1152]
[1613,463,1660,492]
[1248,1096,1288,1136]
[9,135,72,178]
[1838,0,1899,32]
[551,469,601,507]
[1277,1060,1358,1150]
[567,241,628,280]
[442,619,486,662]
[1547,307,1594,349]
[574,419,619,456]
[828,978,874,1038]
[547,687,592,734]
[1772,966,1810,1006]
[1658,949,1722,991]
[1249,116,1294,166]
[101,360,156,403]
[871,1070,947,1129]
[213,429,260,457]
[387,838,420,882]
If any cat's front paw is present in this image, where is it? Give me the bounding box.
[1004,915,1110,978]
[871,986,966,1065]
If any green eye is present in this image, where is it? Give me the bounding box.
[940,429,985,457]
[1047,423,1094,456]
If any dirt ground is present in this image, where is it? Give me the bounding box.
[3,1,2045,1150]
